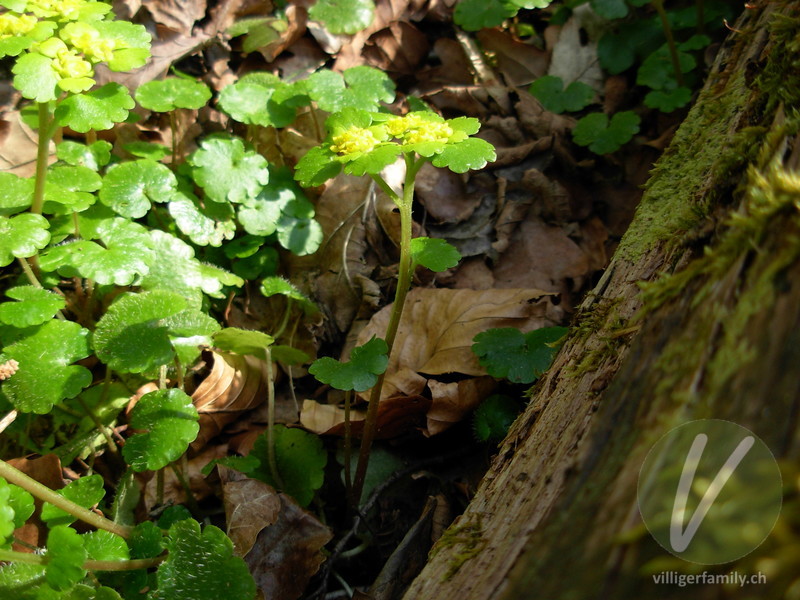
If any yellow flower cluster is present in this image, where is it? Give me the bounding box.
[0,12,37,38]
[51,44,92,78]
[385,114,454,145]
[330,126,379,156]
[26,0,90,21]
[63,23,118,62]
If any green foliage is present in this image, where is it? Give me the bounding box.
[0,319,92,413]
[55,83,135,132]
[212,327,274,359]
[309,336,388,392]
[41,474,105,526]
[248,427,328,507]
[92,290,219,373]
[0,213,50,266]
[100,159,177,219]
[410,237,461,272]
[45,525,87,590]
[0,478,34,546]
[260,275,318,314]
[135,77,212,112]
[190,137,270,204]
[308,0,375,34]
[454,0,553,31]
[152,519,255,600]
[472,326,568,384]
[473,394,520,443]
[306,66,395,113]
[572,111,640,155]
[0,286,65,327]
[122,389,200,472]
[529,75,594,114]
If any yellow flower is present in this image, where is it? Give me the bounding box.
[385,113,453,145]
[405,121,453,145]
[27,0,90,20]
[62,22,118,62]
[330,126,379,156]
[0,13,37,38]
[52,46,92,78]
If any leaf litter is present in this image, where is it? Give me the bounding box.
[0,0,706,596]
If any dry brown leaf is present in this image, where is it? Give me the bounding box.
[145,0,208,35]
[363,21,430,74]
[301,394,431,438]
[475,29,548,87]
[191,351,270,450]
[221,473,282,556]
[143,445,227,511]
[425,377,495,436]
[415,162,473,224]
[8,455,64,549]
[0,112,55,176]
[217,470,331,600]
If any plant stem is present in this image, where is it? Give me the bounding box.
[0,460,132,539]
[343,389,353,502]
[30,102,52,216]
[0,548,162,571]
[351,158,422,504]
[652,0,685,87]
[264,346,285,490]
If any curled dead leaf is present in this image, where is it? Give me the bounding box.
[191,351,270,450]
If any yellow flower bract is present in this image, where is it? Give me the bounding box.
[0,13,37,38]
[330,126,379,156]
[63,23,118,62]
[52,45,92,78]
[27,0,90,20]
[385,113,453,145]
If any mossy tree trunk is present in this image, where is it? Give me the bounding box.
[402,3,800,599]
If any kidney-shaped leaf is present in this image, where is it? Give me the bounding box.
[100,159,177,219]
[123,389,199,472]
[0,286,65,327]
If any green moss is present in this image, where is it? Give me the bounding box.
[430,513,486,581]
[617,70,751,263]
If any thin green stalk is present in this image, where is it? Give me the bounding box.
[652,0,686,87]
[343,389,353,503]
[0,460,132,538]
[0,548,162,571]
[265,346,285,490]
[351,157,423,504]
[30,102,52,216]
[76,396,117,455]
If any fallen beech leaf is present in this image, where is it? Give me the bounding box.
[363,21,429,74]
[191,351,270,450]
[222,475,281,556]
[301,394,431,438]
[0,112,55,176]
[219,470,331,600]
[426,377,495,436]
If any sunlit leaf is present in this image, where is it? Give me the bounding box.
[41,474,105,527]
[309,336,388,392]
[190,137,270,204]
[410,237,461,272]
[123,389,199,472]
[135,78,211,112]
[308,0,374,34]
[0,213,50,266]
[45,525,87,591]
[151,519,255,600]
[0,286,65,327]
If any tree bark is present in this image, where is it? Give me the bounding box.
[402,3,800,599]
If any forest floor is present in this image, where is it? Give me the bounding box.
[0,0,741,598]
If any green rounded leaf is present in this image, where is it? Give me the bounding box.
[135,77,211,112]
[471,326,568,384]
[218,79,297,128]
[56,140,113,171]
[55,83,136,132]
[590,0,628,19]
[431,137,496,173]
[308,0,374,35]
[41,474,105,527]
[572,111,640,154]
[410,237,461,272]
[529,75,594,114]
[45,525,87,591]
[190,137,270,204]
[259,276,317,314]
[250,426,327,507]
[151,519,255,600]
[12,51,60,102]
[0,213,50,266]
[100,159,178,219]
[454,0,516,31]
[309,336,388,392]
[0,172,33,217]
[0,286,65,327]
[92,290,188,373]
[212,327,274,359]
[0,478,34,535]
[0,320,92,413]
[645,87,692,112]
[294,145,341,188]
[123,389,199,472]
[168,190,236,247]
[83,530,129,562]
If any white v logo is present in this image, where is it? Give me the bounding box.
[670,433,755,552]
